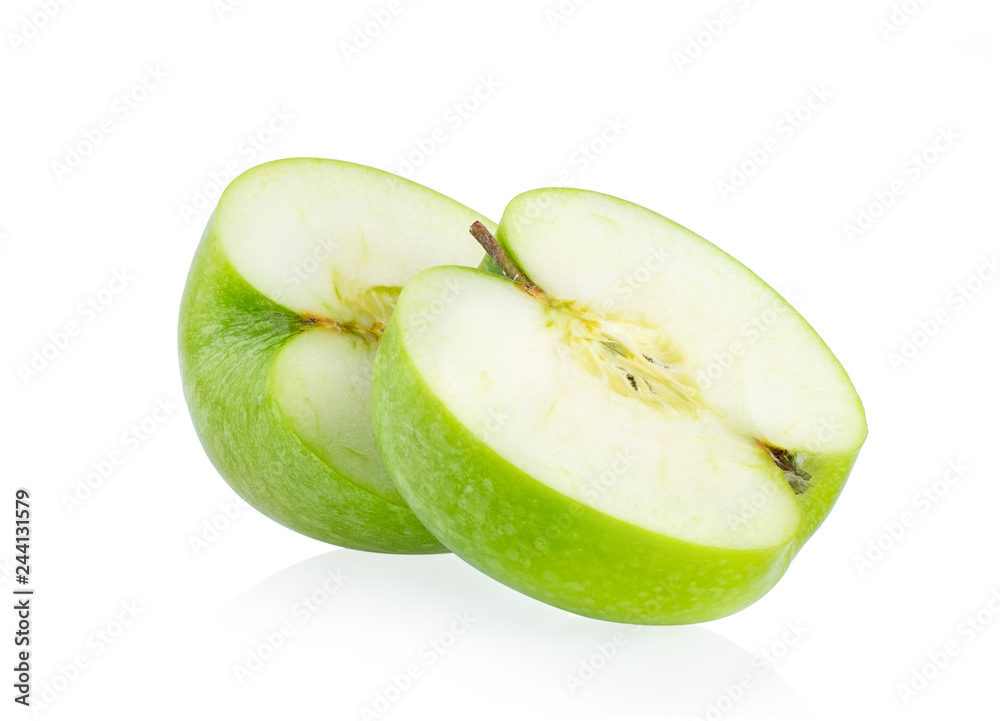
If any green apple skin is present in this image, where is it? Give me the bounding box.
[372,272,861,623]
[178,159,496,554]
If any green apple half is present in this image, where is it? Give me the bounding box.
[178,158,494,553]
[372,188,867,622]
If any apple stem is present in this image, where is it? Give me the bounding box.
[470,222,546,299]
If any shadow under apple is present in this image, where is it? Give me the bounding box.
[216,549,810,719]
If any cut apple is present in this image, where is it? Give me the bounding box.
[372,188,867,622]
[179,158,494,553]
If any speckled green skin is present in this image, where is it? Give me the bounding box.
[372,268,863,623]
[179,220,446,553]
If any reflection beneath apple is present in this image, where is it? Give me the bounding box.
[219,550,809,719]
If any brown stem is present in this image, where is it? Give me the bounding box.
[469,221,546,299]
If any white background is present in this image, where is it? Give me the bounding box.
[3,1,999,719]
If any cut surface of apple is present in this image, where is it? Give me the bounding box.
[179,158,494,553]
[373,188,867,621]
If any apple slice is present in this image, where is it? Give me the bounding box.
[178,158,494,553]
[372,188,867,621]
